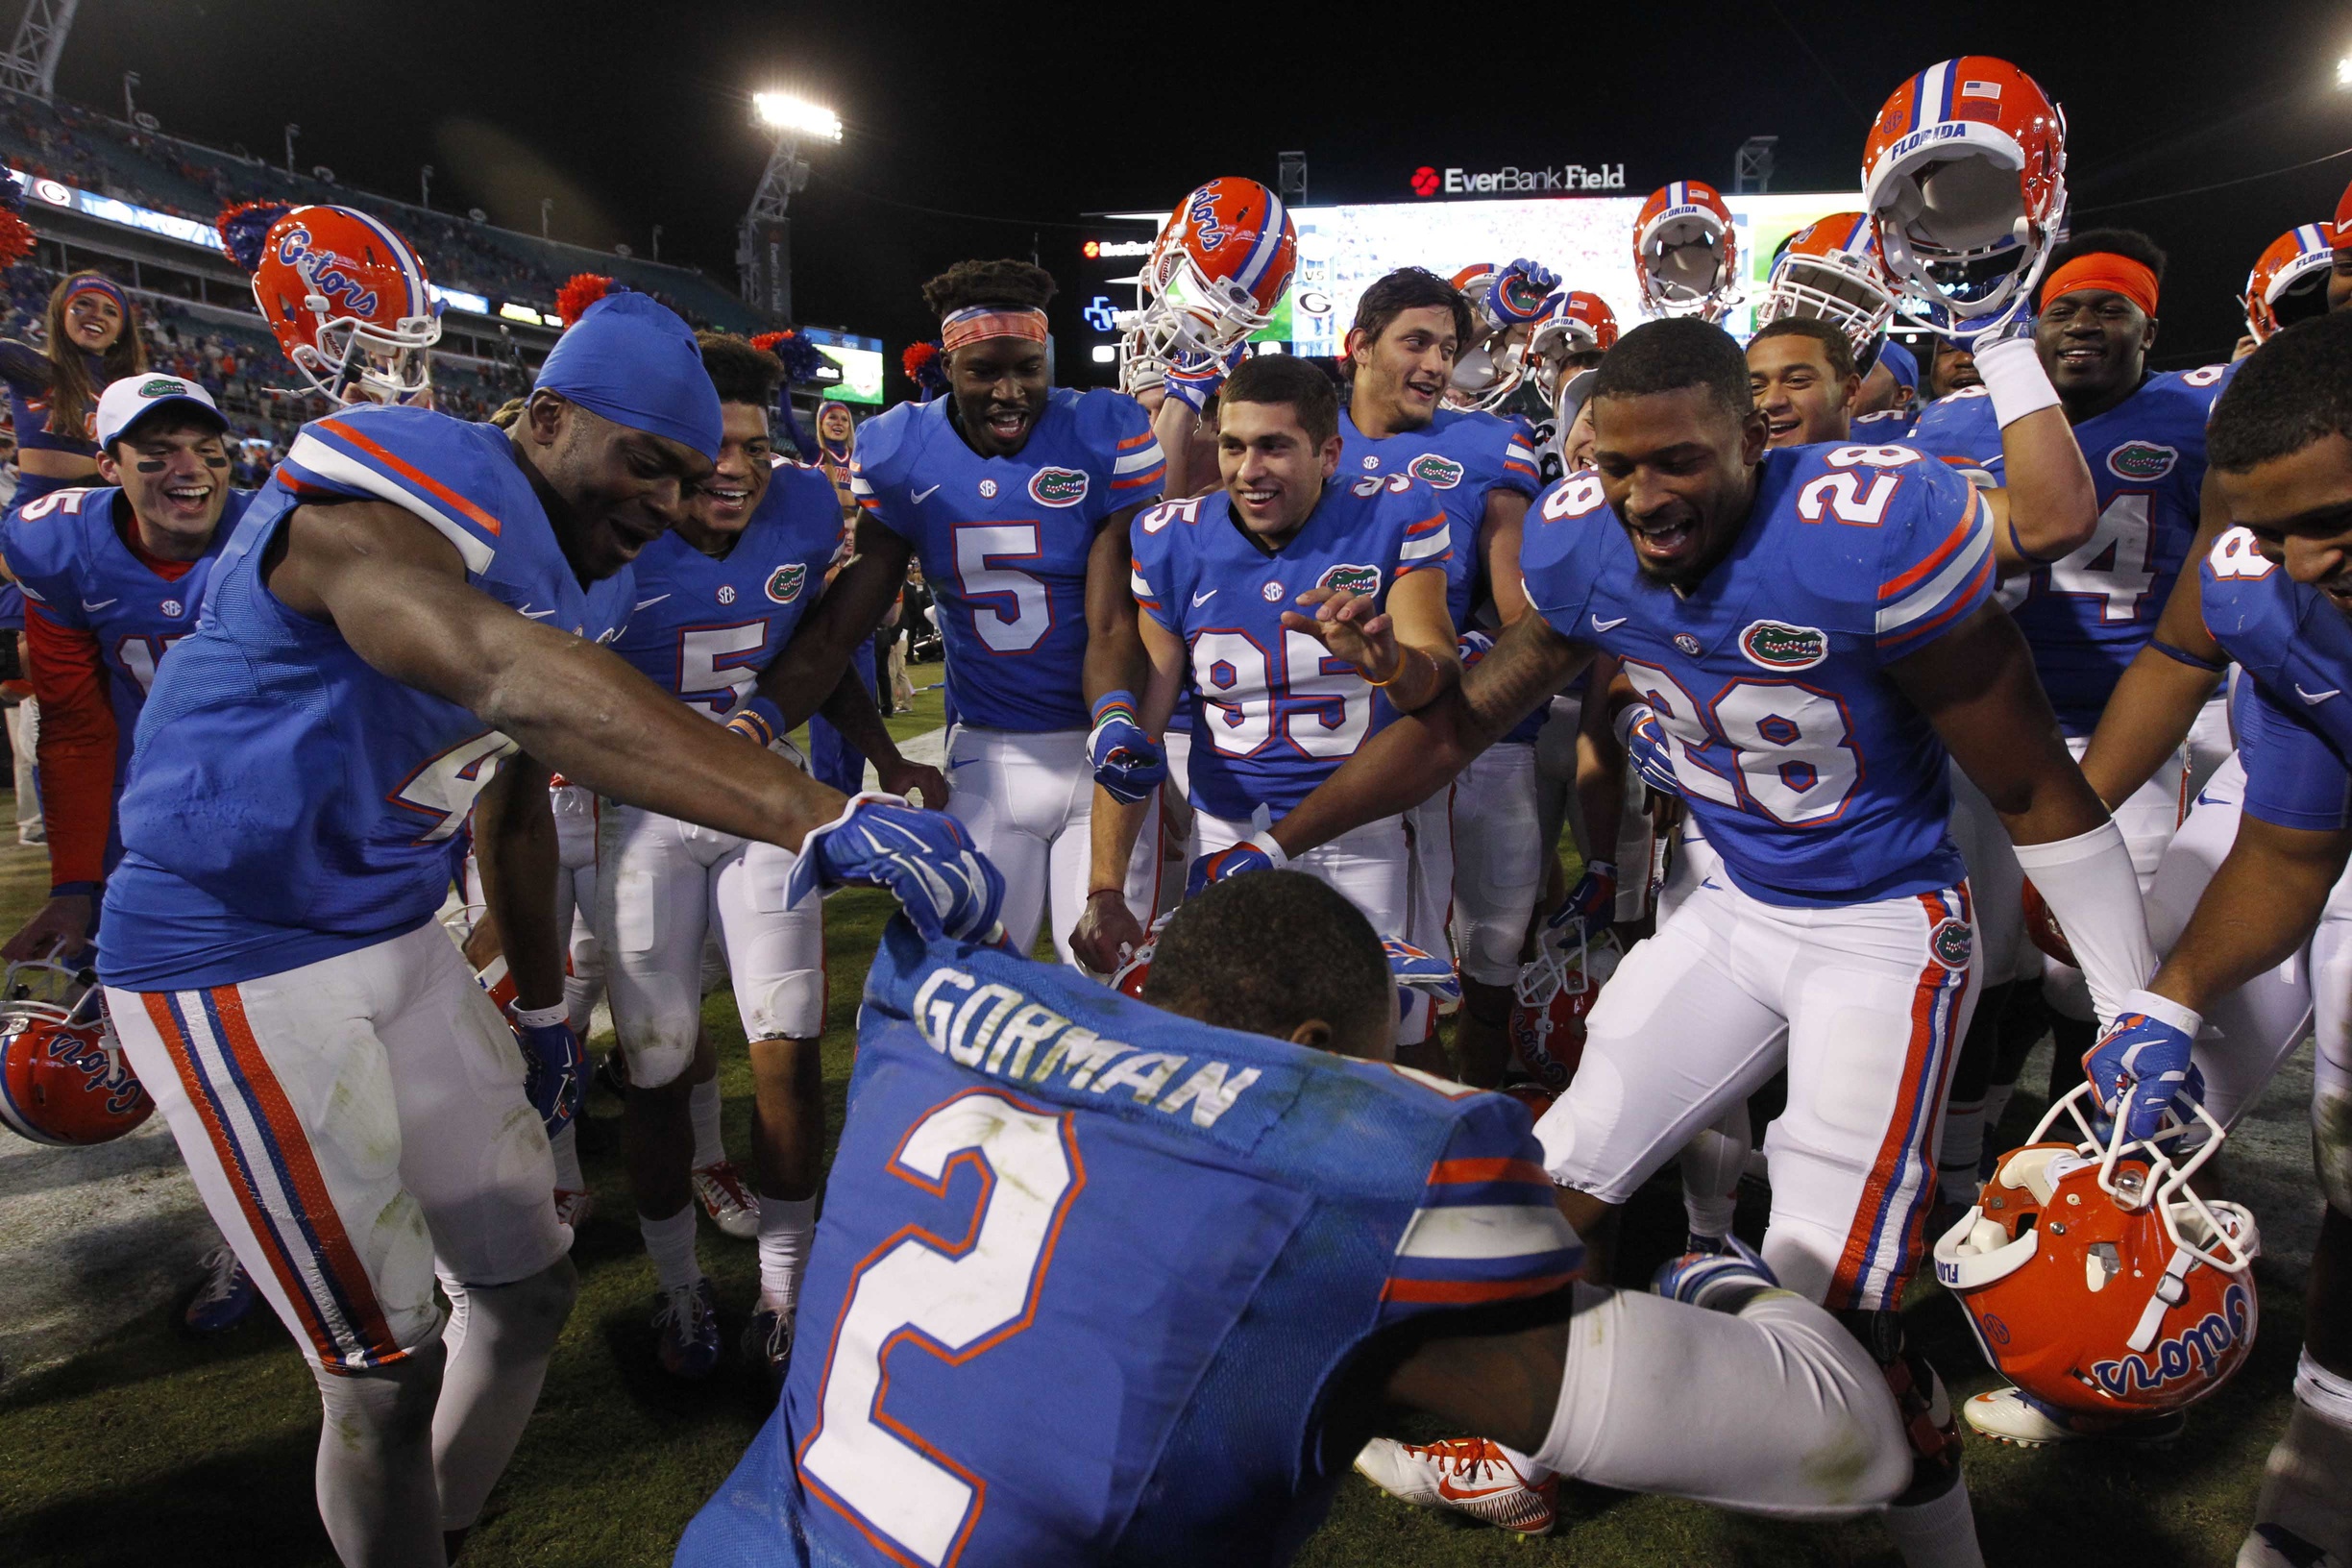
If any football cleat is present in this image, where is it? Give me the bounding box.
[1354,1436,1556,1535]
[183,1244,259,1335]
[743,1303,795,1389]
[1962,1386,2185,1447]
[693,1161,762,1240]
[652,1277,723,1381]
[2237,1523,2347,1568]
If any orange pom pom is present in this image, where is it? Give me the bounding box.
[554,273,615,328]
[0,209,34,271]
[749,331,789,354]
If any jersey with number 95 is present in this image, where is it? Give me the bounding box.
[1525,443,1991,907]
[850,389,1164,732]
[1908,363,2234,734]
[100,405,636,991]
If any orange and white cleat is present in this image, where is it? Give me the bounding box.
[1353,1436,1557,1535]
[693,1160,762,1239]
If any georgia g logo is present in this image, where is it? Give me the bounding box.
[1409,453,1465,489]
[1317,563,1382,597]
[765,563,807,604]
[1028,467,1089,507]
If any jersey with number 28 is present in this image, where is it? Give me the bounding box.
[675,919,1581,1568]
[1523,442,1993,906]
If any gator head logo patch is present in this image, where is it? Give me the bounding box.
[1409,453,1465,489]
[765,563,807,604]
[2107,441,2178,482]
[1028,466,1089,507]
[1738,620,1828,672]
[1930,917,1974,969]
[1317,563,1383,597]
[138,378,184,399]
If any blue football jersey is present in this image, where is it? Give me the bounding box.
[1129,478,1452,821]
[1338,406,1539,629]
[2200,524,2352,822]
[1523,443,1993,906]
[851,389,1164,732]
[100,406,635,990]
[1850,406,1920,442]
[1908,364,2236,734]
[675,919,1581,1568]
[1,483,251,788]
[610,457,841,717]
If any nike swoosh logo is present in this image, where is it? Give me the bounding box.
[1435,1480,1519,1502]
[81,598,117,612]
[1192,589,1217,606]
[634,594,671,611]
[949,757,981,770]
[2298,684,2340,704]
[913,483,943,503]
[1591,614,1628,632]
[518,606,558,620]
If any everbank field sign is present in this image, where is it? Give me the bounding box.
[1410,162,1628,197]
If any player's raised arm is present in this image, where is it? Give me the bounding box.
[1972,333,2101,571]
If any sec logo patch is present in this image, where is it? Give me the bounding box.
[1673,632,1703,656]
[717,584,738,605]
[161,599,184,618]
[978,478,999,499]
[1262,581,1285,602]
[1361,455,1380,471]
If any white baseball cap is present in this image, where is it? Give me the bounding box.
[94,374,226,450]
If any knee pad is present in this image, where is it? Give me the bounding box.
[1837,1308,1963,1501]
[746,968,825,1043]
[619,1022,697,1090]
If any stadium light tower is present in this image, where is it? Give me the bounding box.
[740,89,841,321]
[0,0,80,103]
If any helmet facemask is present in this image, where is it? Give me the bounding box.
[295,300,441,406]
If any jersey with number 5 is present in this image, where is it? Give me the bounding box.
[1129,478,1450,821]
[851,389,1164,732]
[675,919,1582,1568]
[1524,442,1993,907]
[609,456,841,718]
[101,405,635,991]
[1909,363,2235,734]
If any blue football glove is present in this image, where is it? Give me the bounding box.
[2085,991,2205,1141]
[1488,258,1561,325]
[1542,859,1618,946]
[510,1003,584,1135]
[787,792,1007,945]
[1614,702,1682,798]
[1383,936,1461,1005]
[1163,344,1243,413]
[1186,831,1288,899]
[1088,690,1165,805]
[1654,1235,1780,1312]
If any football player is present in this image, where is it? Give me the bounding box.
[1204,318,2166,1568]
[94,292,1001,1568]
[2065,317,2352,1565]
[745,259,1168,967]
[678,871,1911,1565]
[597,332,945,1383]
[1923,336,1984,402]
[1327,266,1542,1064]
[1068,355,1458,1051]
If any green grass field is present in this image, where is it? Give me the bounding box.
[0,680,2312,1565]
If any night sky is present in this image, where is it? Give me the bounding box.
[50,0,2352,371]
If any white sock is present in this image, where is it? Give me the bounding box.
[2248,1360,2352,1564]
[689,1076,725,1171]
[548,1121,583,1192]
[1938,1100,1985,1204]
[639,1204,700,1295]
[756,1195,819,1313]
[1881,1472,1984,1568]
[1494,1437,1553,1485]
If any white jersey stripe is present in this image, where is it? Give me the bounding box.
[1876,522,1992,637]
[1114,444,1165,475]
[286,432,496,575]
[1399,525,1452,562]
[1395,1202,1581,1262]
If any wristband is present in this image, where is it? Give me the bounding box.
[1244,829,1291,870]
[1611,702,1654,750]
[1364,648,1416,690]
[509,1001,569,1029]
[2114,986,2203,1040]
[1975,336,2061,429]
[48,881,100,899]
[2148,637,2227,674]
[1091,689,1140,725]
[725,694,787,749]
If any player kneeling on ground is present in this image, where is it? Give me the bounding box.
[95,291,1001,1568]
[677,871,1907,1565]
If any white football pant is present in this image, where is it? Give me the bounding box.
[109,923,565,1371]
[1450,743,1544,987]
[1535,872,1978,1311]
[943,724,1161,966]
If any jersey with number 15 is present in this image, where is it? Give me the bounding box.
[1523,441,1993,907]
[1908,364,2234,734]
[850,389,1164,731]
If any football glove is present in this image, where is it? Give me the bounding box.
[1163,344,1244,414]
[1186,831,1289,899]
[1488,258,1560,325]
[2085,991,2205,1142]
[1542,860,1617,948]
[510,1002,584,1135]
[1614,702,1682,798]
[1653,1235,1780,1312]
[786,792,1007,945]
[1383,936,1461,1004]
[1088,690,1165,804]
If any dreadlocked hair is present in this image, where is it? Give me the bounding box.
[919,259,1056,319]
[698,331,785,406]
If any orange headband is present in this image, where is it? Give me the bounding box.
[940,306,1049,353]
[2039,254,2159,318]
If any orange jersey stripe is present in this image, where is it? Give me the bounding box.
[316,418,503,537]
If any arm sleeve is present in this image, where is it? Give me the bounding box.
[2238,679,2352,832]
[1874,463,1997,661]
[1379,1101,1585,1325]
[0,340,54,395]
[21,601,119,888]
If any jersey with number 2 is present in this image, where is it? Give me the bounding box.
[1522,442,1992,906]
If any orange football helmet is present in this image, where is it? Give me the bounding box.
[1526,290,1618,403]
[1508,930,1620,1091]
[222,202,440,406]
[0,962,153,1147]
[1119,177,1296,394]
[2336,178,2352,251]
[2242,225,2335,342]
[1632,182,1740,323]
[2019,877,2077,968]
[1934,1083,2259,1418]
[1863,58,2067,331]
[1439,262,1533,412]
[1757,211,1898,354]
